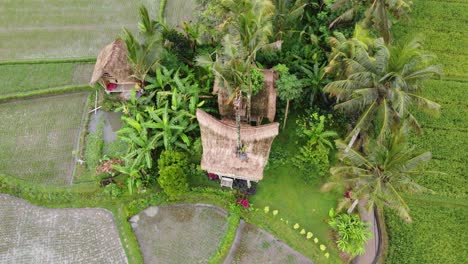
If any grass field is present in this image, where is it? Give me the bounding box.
[394,0,468,78]
[0,0,159,60]
[0,0,197,61]
[0,62,94,96]
[251,114,341,255]
[385,199,468,264]
[0,93,89,185]
[385,0,468,262]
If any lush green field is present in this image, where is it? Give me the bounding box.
[386,0,468,262]
[0,93,89,185]
[0,0,197,61]
[0,0,158,60]
[251,115,341,256]
[0,62,94,96]
[385,200,468,264]
[394,0,468,78]
[164,0,197,26]
[409,79,468,198]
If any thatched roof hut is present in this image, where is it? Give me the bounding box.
[196,109,279,182]
[214,69,277,123]
[90,39,138,95]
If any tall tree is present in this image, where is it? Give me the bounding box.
[271,0,306,41]
[321,126,433,222]
[197,0,277,152]
[121,5,164,82]
[324,36,442,143]
[274,64,303,129]
[329,0,412,44]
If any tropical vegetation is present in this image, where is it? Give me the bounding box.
[1,0,466,263]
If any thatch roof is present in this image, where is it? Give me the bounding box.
[90,39,134,85]
[196,109,279,181]
[214,69,277,123]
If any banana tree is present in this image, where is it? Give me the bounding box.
[146,105,195,151]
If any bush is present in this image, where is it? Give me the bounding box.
[158,165,189,198]
[328,209,372,257]
[293,143,330,183]
[157,150,190,198]
[157,150,188,168]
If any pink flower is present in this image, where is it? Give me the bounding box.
[242,199,249,208]
[238,198,243,204]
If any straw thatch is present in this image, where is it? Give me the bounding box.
[214,69,277,123]
[90,39,135,85]
[196,109,279,181]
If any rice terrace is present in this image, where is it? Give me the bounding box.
[0,0,466,264]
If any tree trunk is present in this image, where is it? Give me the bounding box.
[283,100,290,129]
[378,0,391,44]
[246,93,251,124]
[236,110,242,151]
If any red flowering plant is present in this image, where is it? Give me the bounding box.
[236,196,251,209]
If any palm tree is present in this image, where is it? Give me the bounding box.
[321,126,433,222]
[329,0,412,44]
[324,36,442,143]
[221,0,276,122]
[271,0,306,41]
[121,5,164,82]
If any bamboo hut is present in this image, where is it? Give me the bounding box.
[90,39,140,97]
[196,109,279,187]
[214,69,277,124]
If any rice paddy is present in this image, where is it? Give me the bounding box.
[0,62,95,96]
[385,1,468,262]
[0,92,89,185]
[0,0,197,61]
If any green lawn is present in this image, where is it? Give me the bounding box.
[0,62,94,96]
[251,114,341,254]
[0,92,89,185]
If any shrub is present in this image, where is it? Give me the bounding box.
[103,183,124,198]
[328,209,372,257]
[158,165,189,198]
[158,150,189,170]
[157,150,190,198]
[293,143,330,183]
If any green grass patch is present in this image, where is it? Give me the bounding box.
[0,92,89,185]
[394,0,468,77]
[251,114,341,257]
[0,63,95,96]
[84,122,104,171]
[385,199,468,264]
[0,0,160,60]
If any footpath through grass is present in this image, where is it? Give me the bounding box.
[385,1,468,263]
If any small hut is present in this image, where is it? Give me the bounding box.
[90,39,140,96]
[196,109,279,187]
[214,69,277,124]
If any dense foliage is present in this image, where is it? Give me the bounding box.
[328,208,372,257]
[157,150,190,198]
